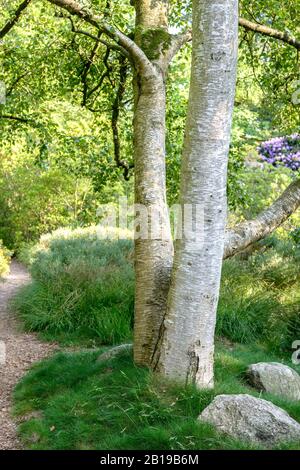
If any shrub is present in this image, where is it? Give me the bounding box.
[0,240,11,278]
[290,227,300,247]
[257,134,300,171]
[0,153,100,250]
[14,227,134,345]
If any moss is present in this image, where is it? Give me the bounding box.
[137,27,172,61]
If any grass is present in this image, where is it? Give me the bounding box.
[13,228,134,346]
[217,238,300,351]
[11,229,300,450]
[0,239,11,278]
[13,228,300,351]
[13,340,300,450]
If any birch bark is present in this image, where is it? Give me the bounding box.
[154,0,239,388]
[132,0,173,366]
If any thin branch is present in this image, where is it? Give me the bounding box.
[6,71,29,96]
[111,56,133,180]
[0,0,32,39]
[224,178,300,259]
[239,17,300,51]
[176,18,300,54]
[65,15,130,59]
[0,114,31,123]
[86,48,111,101]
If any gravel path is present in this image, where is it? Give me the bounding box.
[0,261,56,450]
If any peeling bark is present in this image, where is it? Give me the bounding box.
[155,0,239,389]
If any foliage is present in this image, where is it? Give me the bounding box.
[13,227,134,345]
[1,0,299,229]
[229,165,299,223]
[258,134,300,171]
[239,0,300,132]
[0,153,95,249]
[290,227,300,246]
[0,240,11,278]
[13,343,300,450]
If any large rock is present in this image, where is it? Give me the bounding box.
[199,394,300,446]
[247,362,300,401]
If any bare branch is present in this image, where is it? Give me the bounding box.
[239,17,300,51]
[0,0,32,39]
[224,178,300,259]
[174,18,300,54]
[0,114,31,123]
[111,56,134,180]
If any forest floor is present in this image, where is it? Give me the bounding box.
[0,261,57,450]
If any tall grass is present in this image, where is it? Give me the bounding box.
[14,226,300,352]
[13,342,300,450]
[217,238,300,351]
[13,227,134,345]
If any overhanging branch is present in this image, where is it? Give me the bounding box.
[238,17,300,51]
[224,178,300,259]
[175,18,300,55]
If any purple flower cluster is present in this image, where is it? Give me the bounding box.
[257,134,300,171]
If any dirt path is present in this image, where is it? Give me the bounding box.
[0,261,56,450]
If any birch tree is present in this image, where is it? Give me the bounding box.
[152,0,239,387]
[1,0,299,385]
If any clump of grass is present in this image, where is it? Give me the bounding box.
[13,227,134,345]
[13,342,300,450]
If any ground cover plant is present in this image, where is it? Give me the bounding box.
[13,341,300,450]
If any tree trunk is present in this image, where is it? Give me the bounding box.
[133,0,173,366]
[154,0,239,388]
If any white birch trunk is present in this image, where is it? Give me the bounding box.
[133,0,173,366]
[154,0,239,388]
[133,70,173,365]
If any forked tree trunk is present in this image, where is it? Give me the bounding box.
[133,0,173,366]
[154,0,239,388]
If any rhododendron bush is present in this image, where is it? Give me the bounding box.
[258,134,300,171]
